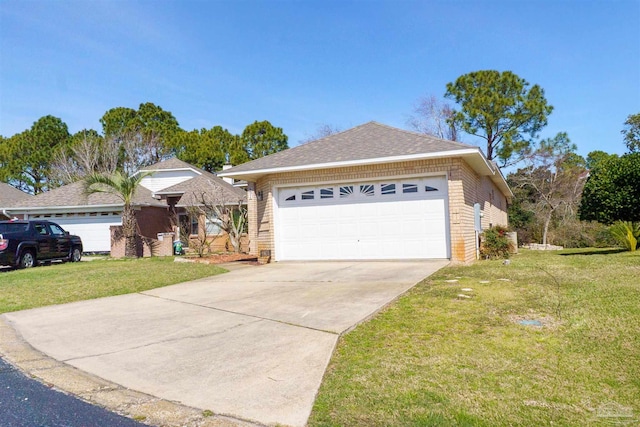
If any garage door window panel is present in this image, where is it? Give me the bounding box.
[403,183,419,193]
[339,186,354,198]
[359,184,375,197]
[381,183,396,195]
[320,188,334,199]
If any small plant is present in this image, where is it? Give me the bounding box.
[480,225,514,259]
[609,221,640,252]
[202,409,214,417]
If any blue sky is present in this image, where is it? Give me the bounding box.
[1,0,639,160]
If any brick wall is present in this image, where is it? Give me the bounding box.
[250,158,509,263]
[136,206,173,238]
[110,227,175,258]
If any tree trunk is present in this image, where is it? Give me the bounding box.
[542,213,551,247]
[122,205,138,257]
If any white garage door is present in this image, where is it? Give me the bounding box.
[275,176,449,260]
[32,213,122,253]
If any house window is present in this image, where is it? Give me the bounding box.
[403,183,418,193]
[339,186,354,198]
[301,190,314,200]
[360,184,374,196]
[191,216,199,235]
[425,185,438,192]
[320,188,334,199]
[205,217,221,235]
[381,183,396,195]
[285,194,296,201]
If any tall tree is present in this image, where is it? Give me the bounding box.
[508,133,587,246]
[1,116,70,194]
[237,120,288,163]
[169,126,234,172]
[52,129,118,184]
[621,113,640,152]
[585,150,617,170]
[132,102,181,164]
[579,152,640,224]
[84,171,151,257]
[445,70,553,165]
[407,95,459,141]
[0,135,9,183]
[99,107,137,141]
[99,103,180,173]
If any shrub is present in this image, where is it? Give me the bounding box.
[480,226,514,259]
[609,221,640,252]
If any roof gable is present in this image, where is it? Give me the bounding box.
[220,121,512,199]
[140,157,201,172]
[157,170,246,206]
[222,122,475,175]
[6,180,166,211]
[0,183,32,207]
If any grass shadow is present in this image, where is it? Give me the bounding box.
[558,248,626,256]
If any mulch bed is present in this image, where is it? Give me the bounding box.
[181,253,259,264]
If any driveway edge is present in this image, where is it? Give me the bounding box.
[0,315,263,427]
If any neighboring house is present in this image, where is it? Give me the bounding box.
[0,183,32,219]
[150,161,247,250]
[219,122,512,263]
[4,158,246,253]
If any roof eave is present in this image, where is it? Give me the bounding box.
[135,167,202,176]
[220,148,513,199]
[4,204,125,214]
[4,201,169,213]
[218,149,480,180]
[153,191,186,197]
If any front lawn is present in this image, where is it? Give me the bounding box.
[0,257,226,314]
[310,249,640,426]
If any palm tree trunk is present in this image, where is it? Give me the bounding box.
[122,205,137,257]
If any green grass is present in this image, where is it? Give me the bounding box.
[309,249,640,426]
[0,257,226,314]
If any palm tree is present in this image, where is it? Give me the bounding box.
[84,171,150,257]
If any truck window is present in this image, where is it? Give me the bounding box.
[0,223,28,233]
[49,224,66,236]
[34,224,49,235]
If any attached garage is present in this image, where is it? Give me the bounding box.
[220,122,512,263]
[30,213,122,253]
[275,176,449,260]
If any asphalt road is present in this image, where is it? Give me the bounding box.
[0,357,146,427]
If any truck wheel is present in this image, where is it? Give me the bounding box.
[70,247,82,262]
[19,250,36,269]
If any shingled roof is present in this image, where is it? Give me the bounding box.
[0,183,32,207]
[157,170,246,207]
[219,121,511,197]
[222,122,476,174]
[139,157,199,172]
[7,180,166,210]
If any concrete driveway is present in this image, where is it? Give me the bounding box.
[1,260,447,426]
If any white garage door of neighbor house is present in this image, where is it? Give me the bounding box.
[33,213,122,253]
[275,176,450,261]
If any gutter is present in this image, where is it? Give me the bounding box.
[218,148,485,179]
[5,204,124,214]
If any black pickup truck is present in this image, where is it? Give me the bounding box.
[0,220,83,268]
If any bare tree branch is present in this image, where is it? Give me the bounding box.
[407,95,459,141]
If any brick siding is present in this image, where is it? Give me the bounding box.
[250,158,508,263]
